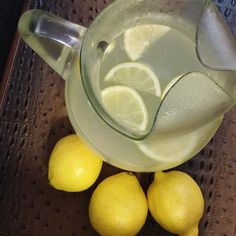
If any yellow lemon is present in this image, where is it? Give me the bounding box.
[147,171,204,236]
[89,172,148,236]
[48,135,103,192]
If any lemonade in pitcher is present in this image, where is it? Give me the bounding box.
[18,1,236,171]
[94,23,225,169]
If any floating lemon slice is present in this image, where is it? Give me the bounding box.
[104,62,161,97]
[124,24,170,61]
[101,85,148,131]
[137,116,223,163]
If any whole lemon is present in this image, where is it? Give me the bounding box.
[147,171,204,236]
[48,135,103,192]
[89,172,148,236]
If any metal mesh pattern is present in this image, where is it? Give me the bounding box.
[0,0,235,235]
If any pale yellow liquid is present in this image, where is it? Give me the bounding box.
[67,24,225,171]
[100,26,209,89]
[96,25,224,168]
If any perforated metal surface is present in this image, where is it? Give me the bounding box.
[0,0,235,235]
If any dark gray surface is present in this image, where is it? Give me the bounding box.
[0,0,25,80]
[0,0,235,235]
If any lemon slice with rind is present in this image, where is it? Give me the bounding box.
[137,116,223,164]
[104,62,161,97]
[101,85,148,132]
[124,24,170,61]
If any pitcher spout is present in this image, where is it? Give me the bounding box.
[196,0,236,71]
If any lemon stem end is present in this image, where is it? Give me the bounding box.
[180,226,199,236]
[154,171,165,181]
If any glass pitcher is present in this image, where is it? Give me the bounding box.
[18,0,236,172]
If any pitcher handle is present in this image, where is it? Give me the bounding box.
[18,9,87,80]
